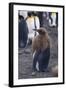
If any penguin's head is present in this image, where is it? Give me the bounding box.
[33,28,47,35]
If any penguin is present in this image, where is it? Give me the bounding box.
[32,28,50,74]
[26,12,40,45]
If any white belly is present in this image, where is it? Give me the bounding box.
[33,51,39,71]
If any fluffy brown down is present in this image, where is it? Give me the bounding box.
[32,28,50,54]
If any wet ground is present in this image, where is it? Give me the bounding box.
[18,19,58,79]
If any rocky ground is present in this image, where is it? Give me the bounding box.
[18,19,58,79]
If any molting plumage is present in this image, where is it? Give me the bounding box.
[32,28,50,72]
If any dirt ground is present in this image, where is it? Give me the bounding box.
[18,19,58,79]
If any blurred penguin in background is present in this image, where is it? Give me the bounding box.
[32,28,50,75]
[26,12,40,45]
[37,12,44,27]
[18,14,28,48]
[19,10,28,20]
[49,12,57,27]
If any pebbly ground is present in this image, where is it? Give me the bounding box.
[18,20,58,79]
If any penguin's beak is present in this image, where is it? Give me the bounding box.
[33,28,47,35]
[33,29,37,31]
